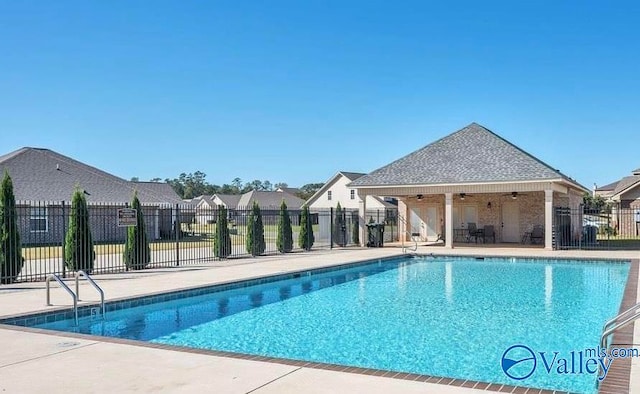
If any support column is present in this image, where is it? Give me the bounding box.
[358,193,367,247]
[445,193,453,249]
[545,189,553,250]
[398,199,408,243]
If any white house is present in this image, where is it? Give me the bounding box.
[306,171,396,215]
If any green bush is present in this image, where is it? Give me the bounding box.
[298,205,314,251]
[246,201,265,256]
[123,192,150,270]
[352,215,359,245]
[277,200,293,253]
[333,203,346,246]
[0,171,24,284]
[214,206,232,258]
[64,188,95,273]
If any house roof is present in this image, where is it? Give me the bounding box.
[276,187,301,195]
[633,167,640,176]
[237,190,305,209]
[595,181,619,192]
[370,196,397,209]
[611,176,640,198]
[213,194,242,208]
[340,172,366,182]
[349,123,585,190]
[0,147,183,205]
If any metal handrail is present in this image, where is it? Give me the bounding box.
[75,270,105,319]
[398,215,418,253]
[600,302,640,350]
[46,274,78,326]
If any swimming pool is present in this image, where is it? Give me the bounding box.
[6,256,631,393]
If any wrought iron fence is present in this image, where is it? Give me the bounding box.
[2,201,398,283]
[552,206,640,250]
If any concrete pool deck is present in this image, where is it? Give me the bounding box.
[0,246,638,393]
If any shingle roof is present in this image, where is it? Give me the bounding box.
[213,194,242,208]
[0,147,183,205]
[276,187,301,195]
[595,181,620,192]
[340,172,366,181]
[350,123,581,187]
[612,176,640,196]
[237,190,305,209]
[633,167,640,176]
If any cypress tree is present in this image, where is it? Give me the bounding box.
[214,205,232,258]
[123,192,150,270]
[298,205,314,251]
[0,171,24,284]
[64,187,95,273]
[333,203,346,246]
[276,200,293,253]
[246,201,265,256]
[352,215,360,245]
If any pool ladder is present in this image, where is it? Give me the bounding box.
[46,271,105,326]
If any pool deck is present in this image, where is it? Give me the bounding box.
[0,246,638,393]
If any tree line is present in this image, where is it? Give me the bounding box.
[132,171,323,200]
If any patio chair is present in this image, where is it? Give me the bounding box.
[466,222,479,243]
[480,225,495,243]
[530,225,544,244]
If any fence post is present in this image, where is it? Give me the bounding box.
[330,207,334,249]
[61,200,66,278]
[175,204,180,267]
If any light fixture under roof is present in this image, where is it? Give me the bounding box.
[512,192,518,200]
[460,193,466,200]
[416,194,423,201]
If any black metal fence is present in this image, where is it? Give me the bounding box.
[2,201,398,283]
[553,206,640,250]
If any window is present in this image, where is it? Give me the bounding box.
[350,190,355,200]
[328,191,332,201]
[30,206,48,232]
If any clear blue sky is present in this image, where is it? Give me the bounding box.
[1,1,638,189]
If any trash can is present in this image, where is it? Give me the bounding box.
[366,223,385,247]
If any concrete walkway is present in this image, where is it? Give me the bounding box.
[0,246,638,393]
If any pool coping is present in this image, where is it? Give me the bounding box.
[2,254,637,394]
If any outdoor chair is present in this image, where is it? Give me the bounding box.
[480,225,495,243]
[466,222,479,243]
[530,225,544,244]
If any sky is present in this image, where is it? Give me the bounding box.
[1,1,639,189]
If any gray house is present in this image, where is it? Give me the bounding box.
[237,190,306,225]
[0,147,184,244]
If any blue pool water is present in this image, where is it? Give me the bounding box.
[29,256,629,393]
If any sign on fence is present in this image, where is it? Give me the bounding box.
[117,208,137,227]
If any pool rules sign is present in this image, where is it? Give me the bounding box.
[117,208,137,227]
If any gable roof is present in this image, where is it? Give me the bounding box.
[595,181,619,192]
[237,190,305,209]
[213,194,242,208]
[611,175,640,198]
[0,147,183,205]
[349,123,585,189]
[276,187,301,195]
[304,171,365,207]
[131,181,182,203]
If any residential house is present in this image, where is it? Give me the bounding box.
[595,167,640,236]
[0,147,184,244]
[237,190,305,225]
[349,123,588,249]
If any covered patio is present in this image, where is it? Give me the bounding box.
[350,123,588,249]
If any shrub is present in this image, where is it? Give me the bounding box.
[123,192,150,270]
[277,200,293,253]
[0,171,24,284]
[352,215,359,245]
[64,187,95,273]
[246,201,265,256]
[298,205,314,251]
[214,205,232,258]
[333,203,346,246]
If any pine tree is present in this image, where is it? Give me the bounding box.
[277,200,293,253]
[0,171,24,284]
[298,205,314,251]
[123,192,150,270]
[64,187,95,273]
[333,203,346,246]
[214,205,232,258]
[246,201,265,256]
[352,215,360,245]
